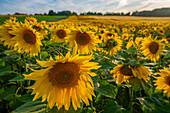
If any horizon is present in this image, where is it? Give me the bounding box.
[0,0,170,15]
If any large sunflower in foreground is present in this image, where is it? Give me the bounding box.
[66,30,100,54]
[141,37,163,62]
[9,23,42,56]
[24,45,101,110]
[154,65,170,97]
[110,65,150,84]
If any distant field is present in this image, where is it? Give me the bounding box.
[0,15,65,25]
[89,16,170,21]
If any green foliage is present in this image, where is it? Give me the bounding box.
[95,80,117,99]
[103,100,130,113]
[13,100,47,113]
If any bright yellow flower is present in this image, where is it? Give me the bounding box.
[67,29,100,54]
[154,65,170,97]
[0,18,19,48]
[9,23,42,56]
[103,36,122,55]
[141,37,163,62]
[111,65,150,84]
[51,28,69,43]
[126,37,135,49]
[24,44,101,110]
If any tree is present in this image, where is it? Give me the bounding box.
[48,10,56,16]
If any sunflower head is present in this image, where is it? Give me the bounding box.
[141,37,163,62]
[25,17,37,24]
[67,29,100,54]
[111,65,150,84]
[9,23,42,56]
[51,28,69,43]
[24,44,101,110]
[154,65,170,97]
[103,36,122,55]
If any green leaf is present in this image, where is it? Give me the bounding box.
[155,105,170,113]
[95,80,117,99]
[104,100,130,113]
[13,100,46,113]
[136,98,152,111]
[140,80,153,97]
[9,75,25,82]
[0,66,11,76]
[18,94,34,103]
[0,58,5,67]
[0,85,17,100]
[9,96,22,110]
[41,51,49,59]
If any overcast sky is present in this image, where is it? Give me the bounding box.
[0,0,170,14]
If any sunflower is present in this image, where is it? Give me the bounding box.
[9,23,42,56]
[126,37,135,49]
[110,65,150,84]
[157,27,165,35]
[103,36,122,55]
[24,44,101,110]
[0,19,19,48]
[25,17,37,25]
[141,37,163,62]
[103,31,118,42]
[32,23,48,39]
[154,65,170,97]
[51,28,69,43]
[135,37,144,48]
[121,33,129,40]
[66,29,100,54]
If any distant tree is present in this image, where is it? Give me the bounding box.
[120,12,124,16]
[48,10,56,16]
[125,12,130,16]
[44,13,47,15]
[80,13,85,15]
[72,11,78,15]
[97,12,103,15]
[131,11,138,16]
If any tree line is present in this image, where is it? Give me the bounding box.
[11,7,170,17]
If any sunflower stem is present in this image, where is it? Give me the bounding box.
[129,85,133,113]
[23,54,28,72]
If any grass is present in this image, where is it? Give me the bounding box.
[89,16,170,21]
[0,15,65,25]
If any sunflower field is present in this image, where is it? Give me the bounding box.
[0,16,170,113]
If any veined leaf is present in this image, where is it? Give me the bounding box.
[95,80,117,99]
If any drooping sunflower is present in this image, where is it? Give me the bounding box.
[110,65,150,84]
[141,37,163,62]
[66,29,100,54]
[154,65,170,97]
[9,23,42,56]
[103,36,122,56]
[24,45,101,110]
[51,28,69,43]
[126,37,135,49]
[135,37,144,48]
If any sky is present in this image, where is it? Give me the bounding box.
[0,0,170,15]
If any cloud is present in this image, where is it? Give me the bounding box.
[0,0,170,14]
